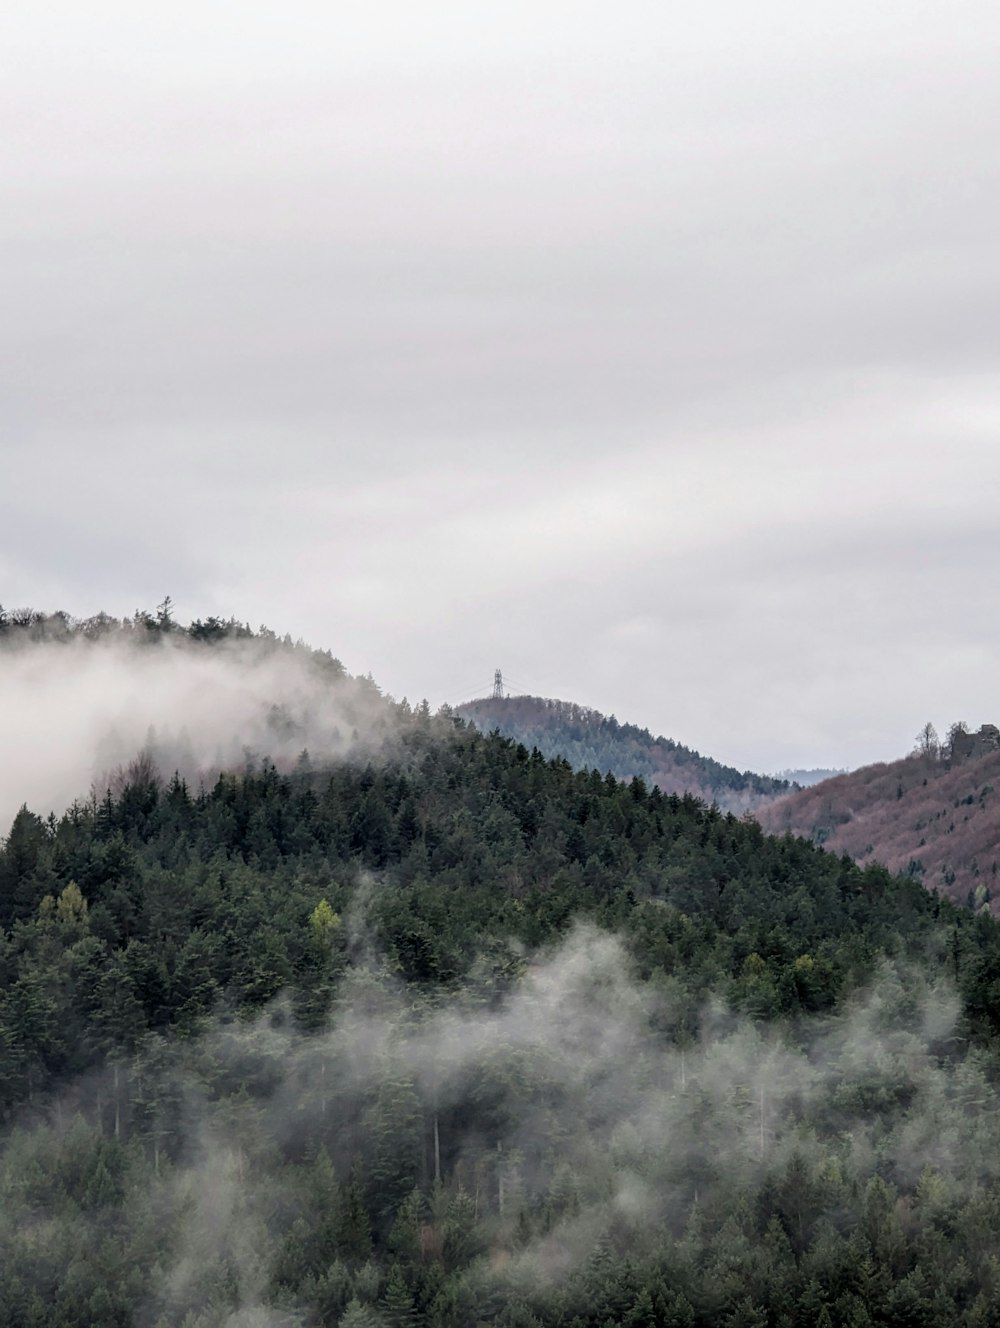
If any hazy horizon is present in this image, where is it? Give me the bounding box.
[5,0,999,772]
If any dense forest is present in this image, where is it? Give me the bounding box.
[4,613,1000,1325]
[456,697,791,814]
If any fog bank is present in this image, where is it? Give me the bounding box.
[0,630,394,831]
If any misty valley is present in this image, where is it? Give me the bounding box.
[5,609,1000,1328]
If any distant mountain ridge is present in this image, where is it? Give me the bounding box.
[760,726,1000,912]
[455,694,792,814]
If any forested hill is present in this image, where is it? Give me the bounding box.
[760,725,1000,914]
[0,602,404,825]
[7,619,1000,1325]
[456,694,792,813]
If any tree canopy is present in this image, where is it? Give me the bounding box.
[2,615,1000,1325]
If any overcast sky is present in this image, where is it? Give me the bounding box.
[3,0,999,773]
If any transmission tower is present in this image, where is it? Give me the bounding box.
[491,669,505,700]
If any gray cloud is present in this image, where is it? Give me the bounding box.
[4,0,1000,771]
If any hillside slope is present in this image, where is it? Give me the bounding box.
[9,618,1000,1324]
[456,694,792,813]
[760,735,1000,912]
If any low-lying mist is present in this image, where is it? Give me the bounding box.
[0,627,396,831]
[3,926,993,1326]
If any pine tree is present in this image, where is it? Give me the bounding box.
[380,1263,417,1328]
[338,1296,379,1328]
[339,1170,374,1264]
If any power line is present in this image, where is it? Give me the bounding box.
[502,677,532,696]
[445,670,551,707]
[446,685,493,707]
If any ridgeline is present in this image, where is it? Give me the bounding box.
[456,694,792,815]
[3,613,1000,1325]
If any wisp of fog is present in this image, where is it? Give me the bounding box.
[0,629,393,831]
[2,924,989,1324]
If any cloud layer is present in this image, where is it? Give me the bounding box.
[4,0,1000,770]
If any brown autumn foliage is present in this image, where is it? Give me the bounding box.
[760,744,1000,914]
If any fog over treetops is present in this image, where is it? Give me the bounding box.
[5,608,1000,1325]
[0,607,401,831]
